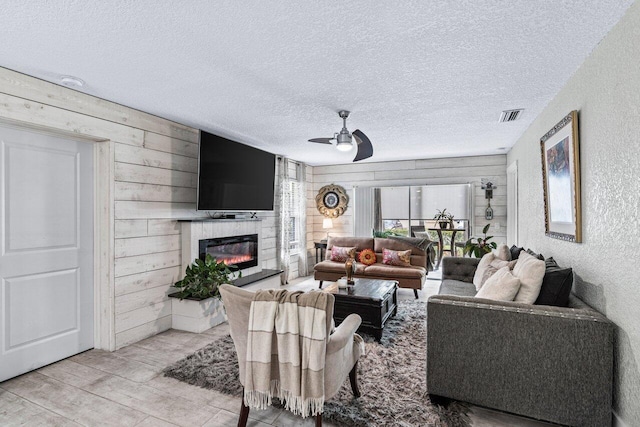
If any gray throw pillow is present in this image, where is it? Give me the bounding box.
[526,248,544,260]
[510,245,524,260]
[535,258,573,307]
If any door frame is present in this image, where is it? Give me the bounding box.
[507,161,518,245]
[0,118,116,351]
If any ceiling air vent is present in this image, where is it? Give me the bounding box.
[499,109,523,123]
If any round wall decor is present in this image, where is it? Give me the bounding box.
[316,184,349,218]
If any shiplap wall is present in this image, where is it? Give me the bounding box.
[0,67,278,349]
[308,155,508,256]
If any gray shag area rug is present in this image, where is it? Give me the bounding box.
[164,300,470,427]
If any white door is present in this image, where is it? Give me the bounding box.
[0,125,94,382]
[507,161,518,245]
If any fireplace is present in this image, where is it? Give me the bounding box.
[199,234,258,270]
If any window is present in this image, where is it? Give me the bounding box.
[380,186,410,236]
[288,180,302,253]
[356,184,471,244]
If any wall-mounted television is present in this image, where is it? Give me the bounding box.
[197,131,276,211]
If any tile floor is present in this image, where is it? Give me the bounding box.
[0,275,556,426]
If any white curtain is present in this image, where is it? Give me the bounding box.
[296,163,308,277]
[275,157,308,284]
[276,157,291,285]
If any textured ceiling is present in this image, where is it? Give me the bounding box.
[0,1,634,165]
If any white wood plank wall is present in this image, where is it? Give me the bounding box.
[0,67,278,349]
[308,155,508,258]
[113,131,198,348]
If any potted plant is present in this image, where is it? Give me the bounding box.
[463,224,497,258]
[433,209,451,229]
[169,254,241,332]
[446,212,455,229]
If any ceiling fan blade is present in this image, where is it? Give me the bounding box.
[308,137,334,144]
[352,129,373,161]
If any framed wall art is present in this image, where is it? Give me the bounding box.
[540,110,582,242]
[316,184,349,218]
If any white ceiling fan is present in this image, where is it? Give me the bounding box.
[308,110,373,162]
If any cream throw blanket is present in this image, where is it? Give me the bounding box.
[244,289,329,418]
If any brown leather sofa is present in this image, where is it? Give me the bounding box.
[313,236,428,298]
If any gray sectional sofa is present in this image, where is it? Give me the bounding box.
[427,256,614,427]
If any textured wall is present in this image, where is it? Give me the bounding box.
[506,2,640,424]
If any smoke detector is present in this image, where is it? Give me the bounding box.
[60,75,85,88]
[499,109,523,122]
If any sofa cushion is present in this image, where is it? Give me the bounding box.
[513,251,546,303]
[475,266,521,301]
[374,237,424,255]
[363,263,425,279]
[358,248,377,266]
[535,258,573,307]
[382,248,411,266]
[314,260,366,275]
[372,237,429,269]
[327,237,374,252]
[438,279,477,297]
[330,246,356,262]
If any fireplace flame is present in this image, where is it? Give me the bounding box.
[220,254,253,266]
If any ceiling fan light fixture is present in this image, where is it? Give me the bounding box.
[308,110,373,161]
[335,129,352,151]
[335,140,352,151]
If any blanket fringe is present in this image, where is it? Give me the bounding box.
[244,380,325,418]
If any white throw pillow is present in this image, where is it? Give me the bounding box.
[512,251,546,303]
[475,266,521,301]
[473,253,516,291]
[495,243,511,261]
[473,252,495,291]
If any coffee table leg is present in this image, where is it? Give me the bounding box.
[374,329,383,341]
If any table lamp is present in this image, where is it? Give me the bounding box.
[322,218,333,242]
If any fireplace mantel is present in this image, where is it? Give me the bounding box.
[176,217,262,223]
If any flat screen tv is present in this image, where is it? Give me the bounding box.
[197,131,276,211]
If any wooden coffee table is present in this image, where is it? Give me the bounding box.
[323,278,398,341]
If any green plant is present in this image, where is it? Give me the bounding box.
[463,223,497,258]
[173,254,241,300]
[433,208,449,223]
[373,229,405,238]
[434,208,455,228]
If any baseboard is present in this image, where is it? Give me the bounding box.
[612,410,628,427]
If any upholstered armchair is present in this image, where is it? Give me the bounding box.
[219,284,364,427]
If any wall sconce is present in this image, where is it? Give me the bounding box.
[481,180,496,220]
[322,218,333,242]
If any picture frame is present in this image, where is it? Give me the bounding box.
[540,110,582,242]
[316,184,349,218]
